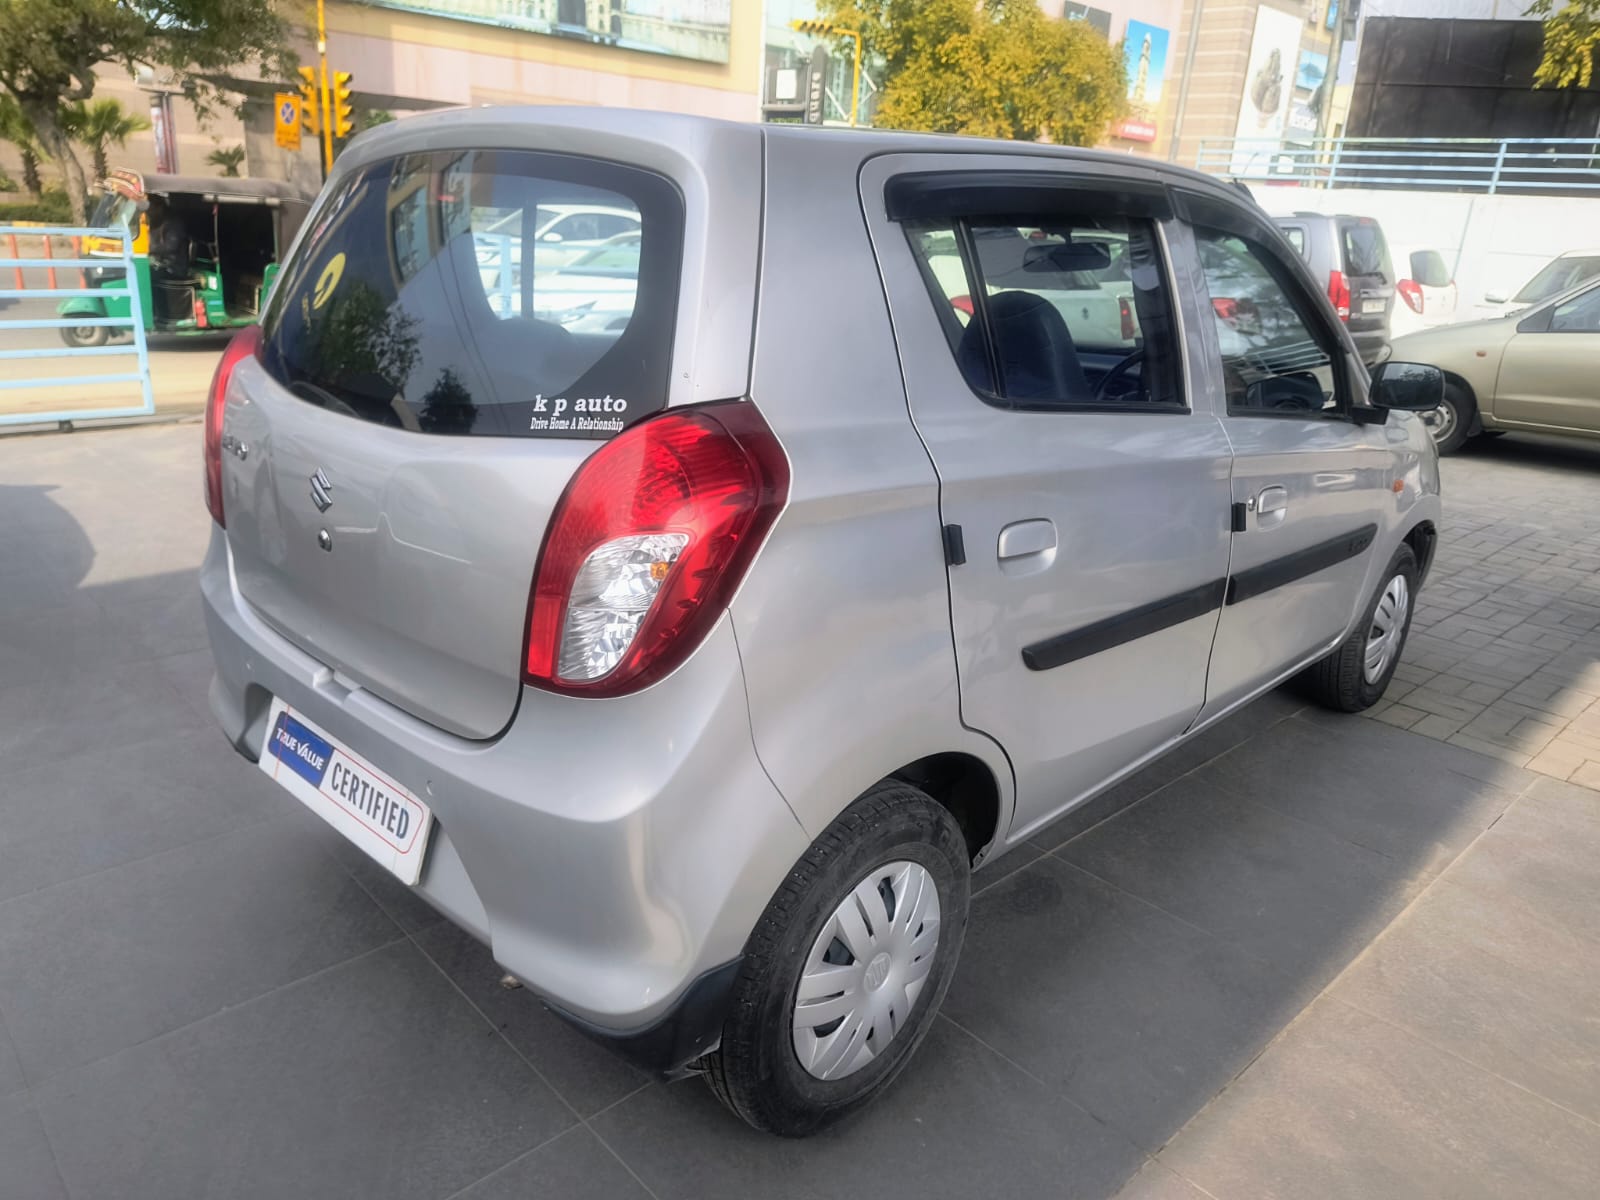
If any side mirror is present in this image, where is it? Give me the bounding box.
[1484,290,1507,305]
[1370,361,1444,411]
[541,232,564,243]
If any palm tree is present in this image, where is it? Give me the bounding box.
[62,99,149,183]
[0,94,47,199]
[206,144,247,177]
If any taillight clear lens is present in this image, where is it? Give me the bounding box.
[204,325,262,527]
[524,401,789,697]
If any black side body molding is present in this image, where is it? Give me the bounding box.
[1022,579,1227,672]
[1225,524,1378,606]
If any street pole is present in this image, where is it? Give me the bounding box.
[844,29,862,127]
[317,0,334,173]
[1167,0,1206,163]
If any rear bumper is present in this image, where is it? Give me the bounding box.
[1349,327,1389,366]
[200,527,806,1068]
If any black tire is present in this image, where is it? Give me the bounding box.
[1297,543,1419,712]
[59,323,109,348]
[1427,382,1474,456]
[704,780,970,1136]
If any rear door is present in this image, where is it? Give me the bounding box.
[1493,282,1600,433]
[1339,216,1395,341]
[221,146,688,739]
[862,156,1234,839]
[1185,199,1392,717]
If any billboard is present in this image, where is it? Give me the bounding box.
[1231,4,1303,169]
[367,0,732,64]
[1115,19,1168,142]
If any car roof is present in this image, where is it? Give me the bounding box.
[1556,248,1600,258]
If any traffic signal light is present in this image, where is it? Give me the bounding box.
[791,18,838,36]
[332,71,354,140]
[297,66,320,136]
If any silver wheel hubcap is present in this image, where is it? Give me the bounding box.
[791,861,941,1082]
[1364,573,1410,684]
[1421,397,1456,445]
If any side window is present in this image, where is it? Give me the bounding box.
[1195,227,1346,419]
[1280,226,1307,260]
[1549,287,1600,333]
[904,213,1183,411]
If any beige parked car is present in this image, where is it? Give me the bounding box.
[1390,275,1600,453]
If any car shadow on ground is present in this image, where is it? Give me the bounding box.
[0,453,1552,1200]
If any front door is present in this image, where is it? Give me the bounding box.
[1188,212,1392,717]
[1493,281,1600,434]
[861,155,1234,840]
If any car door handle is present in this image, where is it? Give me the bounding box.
[1254,486,1288,529]
[998,518,1057,561]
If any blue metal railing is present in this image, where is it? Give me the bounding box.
[0,223,154,427]
[1195,137,1600,194]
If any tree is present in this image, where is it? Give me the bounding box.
[62,97,148,182]
[206,143,246,177]
[1530,0,1599,88]
[0,1,295,221]
[817,0,1127,144]
[0,92,46,198]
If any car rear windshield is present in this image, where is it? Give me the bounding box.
[259,149,683,439]
[1339,219,1391,282]
[1514,255,1600,304]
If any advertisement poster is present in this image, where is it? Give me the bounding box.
[1295,49,1329,94]
[368,0,732,64]
[1230,5,1303,170]
[1115,20,1169,143]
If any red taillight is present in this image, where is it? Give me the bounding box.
[204,325,262,527]
[1118,294,1135,340]
[524,401,789,697]
[951,294,975,316]
[1397,279,1424,315]
[1211,297,1239,322]
[193,294,209,329]
[1328,270,1351,322]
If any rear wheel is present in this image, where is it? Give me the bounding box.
[704,781,970,1136]
[1421,382,1473,455]
[59,323,108,348]
[1297,544,1418,712]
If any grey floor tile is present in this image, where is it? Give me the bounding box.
[1445,777,1600,941]
[454,1127,651,1200]
[1059,775,1425,985]
[286,804,449,936]
[1199,714,1524,875]
[413,921,648,1118]
[0,1016,22,1098]
[941,856,1310,1150]
[972,840,1044,894]
[152,646,221,725]
[1158,998,1600,1200]
[0,815,401,1084]
[1029,689,1306,853]
[593,1020,1145,1200]
[1332,877,1600,1124]
[0,1091,68,1200]
[1112,1161,1215,1200]
[33,941,572,1200]
[0,726,291,902]
[0,660,198,766]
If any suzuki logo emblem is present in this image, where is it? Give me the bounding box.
[310,469,333,513]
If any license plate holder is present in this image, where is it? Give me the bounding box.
[1362,298,1387,314]
[259,699,434,884]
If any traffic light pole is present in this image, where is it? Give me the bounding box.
[316,0,335,173]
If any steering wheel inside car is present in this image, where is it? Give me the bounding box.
[1092,348,1145,404]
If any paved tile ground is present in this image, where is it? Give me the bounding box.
[1,424,1598,1199]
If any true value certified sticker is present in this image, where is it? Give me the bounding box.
[258,698,434,884]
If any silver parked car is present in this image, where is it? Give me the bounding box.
[200,110,1444,1136]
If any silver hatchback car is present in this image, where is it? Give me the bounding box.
[201,109,1444,1136]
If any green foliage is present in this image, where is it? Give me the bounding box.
[0,91,47,197]
[206,143,246,177]
[0,0,296,218]
[0,191,71,221]
[62,97,148,180]
[1529,0,1599,88]
[817,0,1127,144]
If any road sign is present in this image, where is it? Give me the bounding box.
[275,92,302,151]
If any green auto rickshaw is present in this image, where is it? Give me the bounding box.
[59,168,316,347]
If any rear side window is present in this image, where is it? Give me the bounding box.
[1339,219,1392,283]
[1279,225,1307,259]
[904,213,1184,411]
[1514,255,1600,304]
[261,149,683,439]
